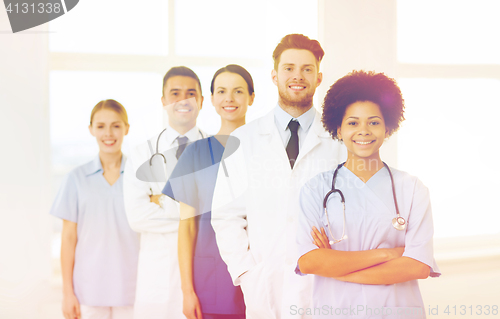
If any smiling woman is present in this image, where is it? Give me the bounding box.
[296,70,440,319]
[50,99,140,319]
[163,64,254,319]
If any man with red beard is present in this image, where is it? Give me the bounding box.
[211,34,341,319]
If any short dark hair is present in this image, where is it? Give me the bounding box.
[272,34,325,70]
[322,70,405,140]
[162,66,202,95]
[210,64,255,95]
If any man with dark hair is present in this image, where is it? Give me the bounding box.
[162,66,203,96]
[124,66,207,319]
[212,34,340,318]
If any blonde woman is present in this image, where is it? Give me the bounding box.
[50,100,139,319]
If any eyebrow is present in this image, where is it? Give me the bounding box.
[216,86,244,90]
[169,88,198,92]
[345,116,382,120]
[282,63,316,67]
[95,121,122,124]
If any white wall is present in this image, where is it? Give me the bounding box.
[0,12,52,319]
[318,0,398,166]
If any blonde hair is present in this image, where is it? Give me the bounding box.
[90,99,129,125]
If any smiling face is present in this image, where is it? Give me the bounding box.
[88,108,129,155]
[272,49,322,110]
[211,72,254,123]
[337,101,388,162]
[161,75,203,133]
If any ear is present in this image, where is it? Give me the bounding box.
[161,95,166,106]
[337,127,342,140]
[199,96,204,110]
[125,124,130,136]
[271,69,278,86]
[316,72,323,87]
[88,124,95,137]
[385,127,389,139]
[248,92,255,106]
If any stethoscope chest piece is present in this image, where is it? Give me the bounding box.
[392,216,406,231]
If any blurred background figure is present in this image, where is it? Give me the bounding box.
[123,67,207,319]
[49,100,139,319]
[164,64,255,319]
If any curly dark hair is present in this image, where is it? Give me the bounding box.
[321,70,405,140]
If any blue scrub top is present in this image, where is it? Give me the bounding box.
[296,166,441,319]
[50,155,140,307]
[163,136,245,315]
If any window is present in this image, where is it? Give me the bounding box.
[49,0,169,55]
[397,0,500,238]
[48,0,319,258]
[398,0,500,64]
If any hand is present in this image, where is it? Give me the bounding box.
[150,194,162,205]
[182,290,203,319]
[62,292,81,319]
[311,226,331,249]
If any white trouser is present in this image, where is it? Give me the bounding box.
[80,305,134,319]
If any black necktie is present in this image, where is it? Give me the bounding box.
[286,120,300,169]
[176,136,188,160]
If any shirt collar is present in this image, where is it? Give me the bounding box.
[274,103,316,133]
[164,125,201,147]
[85,154,126,176]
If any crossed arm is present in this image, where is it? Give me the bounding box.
[298,227,430,285]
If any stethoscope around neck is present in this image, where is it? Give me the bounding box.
[323,162,407,245]
[149,128,168,166]
[148,127,204,166]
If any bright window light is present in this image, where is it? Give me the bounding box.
[397,78,500,238]
[49,0,168,55]
[398,0,500,64]
[175,0,317,58]
[50,71,163,173]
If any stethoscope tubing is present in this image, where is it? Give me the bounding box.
[148,128,205,166]
[323,162,406,245]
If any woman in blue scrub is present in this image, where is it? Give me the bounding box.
[296,71,440,319]
[50,100,139,319]
[163,65,254,319]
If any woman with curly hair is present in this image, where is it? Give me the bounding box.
[296,71,440,319]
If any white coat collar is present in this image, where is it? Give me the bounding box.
[258,106,329,138]
[164,125,202,147]
[257,106,331,169]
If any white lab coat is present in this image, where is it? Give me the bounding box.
[124,127,206,319]
[211,108,341,319]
